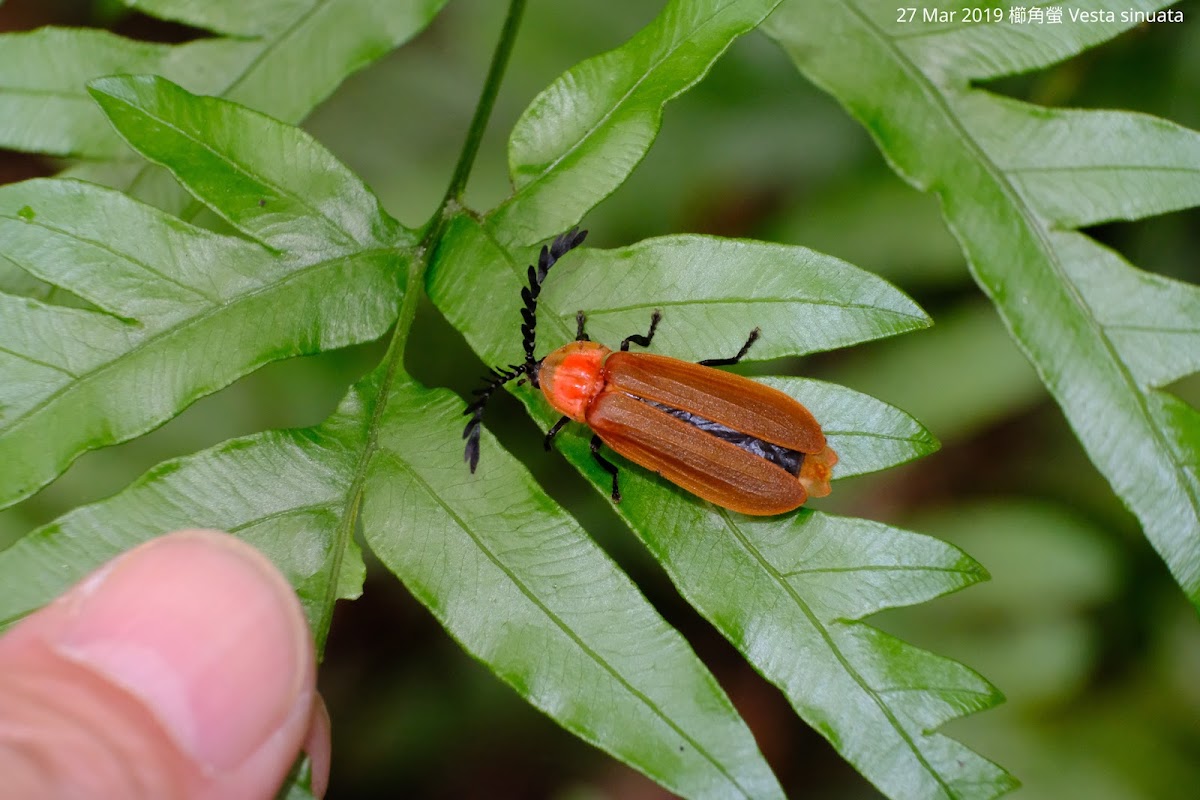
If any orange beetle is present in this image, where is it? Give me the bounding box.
[464,229,837,515]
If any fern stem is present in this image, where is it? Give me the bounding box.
[439,0,528,208]
[314,0,529,655]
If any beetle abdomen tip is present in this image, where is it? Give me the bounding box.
[798,446,838,498]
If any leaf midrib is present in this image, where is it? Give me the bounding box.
[0,210,223,306]
[1110,323,1199,334]
[0,247,394,440]
[845,1,1200,549]
[123,0,328,199]
[0,87,97,101]
[383,449,757,799]
[823,430,928,442]
[492,0,747,218]
[716,507,955,796]
[227,499,341,534]
[0,494,343,632]
[576,297,928,319]
[1008,164,1200,175]
[783,564,977,577]
[99,86,358,252]
[220,0,327,98]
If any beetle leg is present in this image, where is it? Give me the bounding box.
[575,310,590,342]
[544,415,571,450]
[620,310,662,352]
[698,327,761,367]
[590,435,622,502]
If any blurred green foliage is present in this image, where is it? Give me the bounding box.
[1,0,1197,797]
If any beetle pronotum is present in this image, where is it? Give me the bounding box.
[463,229,838,515]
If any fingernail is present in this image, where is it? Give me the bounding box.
[51,531,313,770]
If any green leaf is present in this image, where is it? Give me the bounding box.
[431,215,929,369]
[825,301,1045,442]
[765,0,1200,608]
[120,0,316,37]
[0,0,449,206]
[544,389,1012,800]
[0,28,253,159]
[362,373,785,799]
[487,0,785,246]
[545,234,931,357]
[761,377,939,478]
[275,754,317,800]
[0,78,406,510]
[87,75,405,253]
[199,0,451,129]
[430,213,1011,798]
[0,385,370,641]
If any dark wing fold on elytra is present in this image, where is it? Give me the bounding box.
[603,352,826,453]
[643,400,804,476]
[589,391,807,516]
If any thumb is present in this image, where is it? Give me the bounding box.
[0,530,329,800]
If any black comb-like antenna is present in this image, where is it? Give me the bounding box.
[462,361,529,473]
[463,228,588,472]
[520,227,587,379]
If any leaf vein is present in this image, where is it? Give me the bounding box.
[849,0,1200,563]
[387,454,755,798]
[495,0,743,214]
[783,564,976,577]
[226,500,338,533]
[0,248,393,439]
[102,87,356,250]
[573,297,928,320]
[717,506,954,795]
[821,431,926,442]
[219,0,327,97]
[1107,323,1199,334]
[0,213,223,306]
[0,87,92,101]
[122,0,329,202]
[0,342,78,379]
[1007,164,1200,175]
